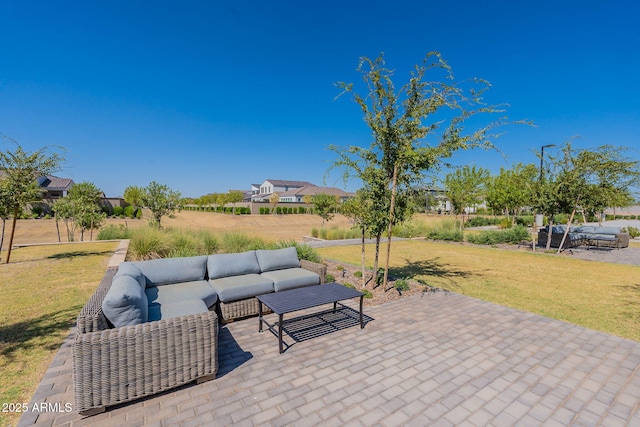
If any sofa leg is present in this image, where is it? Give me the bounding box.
[79,406,106,417]
[196,374,216,384]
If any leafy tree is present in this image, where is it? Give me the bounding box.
[0,139,64,263]
[444,165,490,227]
[331,52,516,287]
[486,163,538,223]
[312,193,339,226]
[123,185,144,212]
[54,182,105,241]
[227,190,244,214]
[141,181,182,227]
[0,179,12,258]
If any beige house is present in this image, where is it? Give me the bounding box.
[278,185,351,203]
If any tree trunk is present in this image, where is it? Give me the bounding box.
[556,208,577,255]
[5,206,19,264]
[545,219,554,251]
[383,163,399,289]
[360,227,366,288]
[0,218,6,261]
[56,219,61,242]
[372,234,381,289]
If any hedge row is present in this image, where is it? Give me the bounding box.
[259,207,309,214]
[184,206,251,214]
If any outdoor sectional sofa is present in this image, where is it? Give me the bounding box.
[537,225,630,250]
[72,246,326,415]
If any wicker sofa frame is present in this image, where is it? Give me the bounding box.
[218,259,327,322]
[73,267,219,416]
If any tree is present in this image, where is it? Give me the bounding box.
[141,181,182,227]
[54,181,105,241]
[227,190,244,214]
[485,163,538,222]
[0,140,64,263]
[269,193,279,214]
[444,165,489,227]
[0,179,12,258]
[312,193,339,226]
[123,185,144,215]
[331,52,515,287]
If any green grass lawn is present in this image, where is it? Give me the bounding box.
[0,242,117,427]
[318,240,640,342]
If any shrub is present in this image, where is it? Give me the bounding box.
[128,226,168,260]
[624,226,640,238]
[98,224,132,240]
[311,227,319,238]
[465,216,501,227]
[326,273,335,283]
[395,279,410,292]
[123,205,135,218]
[515,215,535,227]
[221,232,266,253]
[354,270,362,278]
[466,225,531,245]
[135,208,142,219]
[426,220,464,242]
[113,206,124,217]
[271,239,322,263]
[498,217,512,229]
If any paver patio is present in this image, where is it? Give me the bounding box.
[17,288,640,426]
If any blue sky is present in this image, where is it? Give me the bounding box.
[1,0,639,198]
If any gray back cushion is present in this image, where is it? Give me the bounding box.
[114,262,146,288]
[256,247,300,272]
[207,250,261,280]
[132,256,208,287]
[102,274,148,327]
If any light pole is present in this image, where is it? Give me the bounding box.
[539,144,556,182]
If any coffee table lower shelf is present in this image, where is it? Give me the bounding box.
[257,283,365,354]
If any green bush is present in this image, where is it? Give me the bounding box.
[515,215,535,227]
[465,216,501,227]
[426,220,464,242]
[466,225,531,245]
[311,227,319,238]
[113,206,124,217]
[128,226,168,260]
[270,239,322,263]
[326,273,335,283]
[354,270,362,278]
[395,279,410,292]
[123,205,135,218]
[136,208,142,219]
[624,226,640,238]
[221,232,266,253]
[97,224,132,240]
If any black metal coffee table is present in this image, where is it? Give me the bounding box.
[257,283,364,353]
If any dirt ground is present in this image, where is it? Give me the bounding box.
[1,210,356,246]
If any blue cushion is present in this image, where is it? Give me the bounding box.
[147,299,208,322]
[145,280,218,308]
[210,274,274,302]
[132,256,208,286]
[207,251,261,279]
[102,275,148,327]
[255,247,300,272]
[261,268,320,292]
[114,262,146,288]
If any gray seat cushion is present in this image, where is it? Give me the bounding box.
[261,268,320,292]
[210,274,274,302]
[145,280,218,309]
[102,274,148,327]
[147,299,209,322]
[131,256,208,286]
[207,250,261,279]
[255,247,300,272]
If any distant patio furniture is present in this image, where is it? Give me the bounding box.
[257,283,365,353]
[538,225,629,250]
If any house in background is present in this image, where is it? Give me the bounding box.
[37,175,74,201]
[278,185,351,203]
[251,179,315,202]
